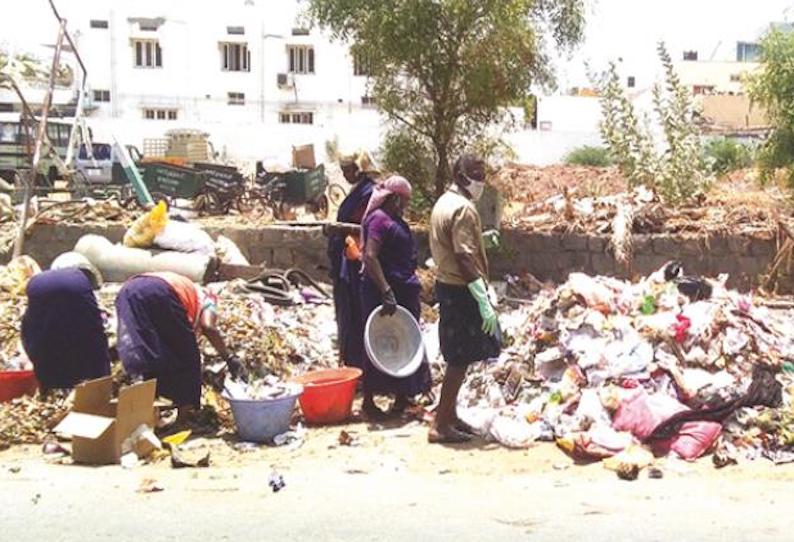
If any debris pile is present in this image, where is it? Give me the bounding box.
[0,392,72,450]
[500,175,783,239]
[224,377,302,401]
[31,199,136,226]
[491,164,626,205]
[458,265,794,469]
[203,281,339,379]
[0,256,41,370]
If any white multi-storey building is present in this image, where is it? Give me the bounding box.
[2,0,382,165]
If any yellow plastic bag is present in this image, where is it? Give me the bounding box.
[123,201,169,248]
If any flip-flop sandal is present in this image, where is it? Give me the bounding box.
[454,421,477,436]
[428,429,473,444]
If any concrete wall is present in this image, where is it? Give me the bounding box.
[2,224,784,292]
[0,223,331,277]
[489,229,780,292]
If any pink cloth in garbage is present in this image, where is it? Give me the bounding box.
[612,391,721,461]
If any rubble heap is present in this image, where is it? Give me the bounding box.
[458,266,794,467]
[202,280,338,379]
[0,392,72,451]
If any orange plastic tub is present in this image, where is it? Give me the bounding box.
[293,368,362,425]
[0,370,38,403]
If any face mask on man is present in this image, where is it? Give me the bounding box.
[467,179,485,202]
[461,170,486,201]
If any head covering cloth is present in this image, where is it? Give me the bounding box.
[339,150,378,175]
[362,175,412,220]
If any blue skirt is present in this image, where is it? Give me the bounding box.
[22,269,110,390]
[332,258,366,368]
[115,276,201,407]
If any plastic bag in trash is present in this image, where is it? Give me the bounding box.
[123,201,168,248]
[154,221,216,256]
[567,273,614,310]
[489,415,543,449]
[215,235,250,265]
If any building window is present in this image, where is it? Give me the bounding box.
[228,92,245,105]
[279,112,314,125]
[90,19,108,29]
[292,28,310,36]
[133,40,162,68]
[361,95,376,107]
[683,51,699,61]
[737,41,761,63]
[221,42,250,72]
[93,90,111,102]
[143,108,177,120]
[227,26,245,35]
[730,73,742,83]
[353,52,372,76]
[627,76,636,88]
[288,45,315,74]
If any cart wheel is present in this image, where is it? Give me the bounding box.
[313,194,329,219]
[119,185,138,209]
[195,192,224,216]
[272,200,290,221]
[235,190,257,214]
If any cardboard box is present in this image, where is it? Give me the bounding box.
[292,144,316,169]
[54,377,157,465]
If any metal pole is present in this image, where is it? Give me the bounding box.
[12,20,66,259]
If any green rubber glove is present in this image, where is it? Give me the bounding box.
[467,278,498,337]
[482,230,500,250]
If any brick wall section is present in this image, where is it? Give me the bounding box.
[489,228,781,292]
[0,224,330,276]
[1,224,784,292]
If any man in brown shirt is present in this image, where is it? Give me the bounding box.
[428,154,501,444]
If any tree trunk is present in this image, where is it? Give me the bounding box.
[434,141,450,198]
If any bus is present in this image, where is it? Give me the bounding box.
[0,112,73,185]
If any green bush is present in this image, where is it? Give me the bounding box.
[380,128,436,217]
[702,138,754,176]
[564,145,613,167]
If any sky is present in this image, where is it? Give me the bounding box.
[557,0,794,89]
[2,0,794,92]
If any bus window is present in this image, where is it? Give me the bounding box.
[79,143,111,160]
[0,123,16,143]
[47,123,62,144]
[60,124,73,146]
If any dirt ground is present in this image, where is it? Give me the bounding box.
[2,412,794,541]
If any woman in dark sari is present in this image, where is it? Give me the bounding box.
[115,272,241,422]
[22,260,110,391]
[360,176,431,418]
[328,152,376,369]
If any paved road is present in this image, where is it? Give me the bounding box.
[1,450,792,542]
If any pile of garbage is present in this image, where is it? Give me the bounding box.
[0,257,41,370]
[202,280,338,379]
[458,264,794,470]
[224,377,302,401]
[0,391,72,450]
[500,177,782,238]
[491,164,625,206]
